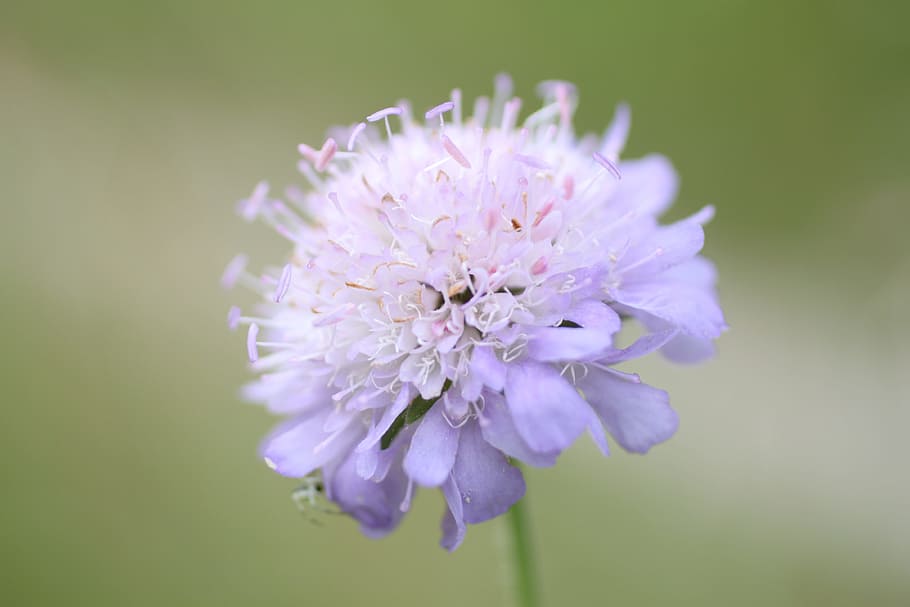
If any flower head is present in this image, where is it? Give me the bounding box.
[225,76,726,550]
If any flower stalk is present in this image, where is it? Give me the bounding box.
[501,491,541,607]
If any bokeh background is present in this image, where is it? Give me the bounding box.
[2,1,909,605]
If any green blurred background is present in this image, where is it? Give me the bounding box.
[2,1,909,605]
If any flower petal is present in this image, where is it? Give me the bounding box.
[600,328,679,364]
[565,299,623,328]
[504,361,593,453]
[440,476,466,552]
[325,450,408,538]
[451,422,526,524]
[578,368,678,453]
[526,326,610,361]
[614,281,725,340]
[586,416,611,456]
[356,384,412,453]
[612,154,678,218]
[242,372,333,415]
[354,433,406,480]
[619,206,713,279]
[470,345,507,391]
[666,255,718,288]
[480,392,558,467]
[526,303,621,362]
[355,444,379,479]
[659,333,716,363]
[369,436,403,482]
[643,256,724,361]
[403,406,461,487]
[260,411,359,478]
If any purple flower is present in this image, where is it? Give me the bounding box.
[225,76,726,550]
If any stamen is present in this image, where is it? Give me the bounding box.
[516,127,529,149]
[239,181,269,221]
[347,122,367,151]
[221,254,249,289]
[366,106,403,122]
[312,302,356,327]
[475,147,492,209]
[274,224,302,243]
[555,82,571,128]
[494,72,513,98]
[513,153,551,170]
[441,135,471,168]
[543,123,558,142]
[315,138,337,172]
[396,100,414,129]
[442,403,473,429]
[532,199,555,226]
[588,365,642,383]
[284,186,306,211]
[235,316,287,329]
[327,192,343,214]
[523,103,560,128]
[592,151,622,180]
[618,247,664,273]
[491,73,513,125]
[531,256,548,275]
[483,208,497,232]
[255,340,298,349]
[227,306,241,330]
[366,106,402,140]
[425,101,455,121]
[296,161,324,189]
[451,88,462,124]
[297,143,318,162]
[400,479,414,512]
[247,323,260,363]
[274,263,293,303]
[473,96,490,126]
[501,97,522,131]
[313,428,347,455]
[563,175,575,200]
[602,103,631,160]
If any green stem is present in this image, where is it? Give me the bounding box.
[501,492,541,607]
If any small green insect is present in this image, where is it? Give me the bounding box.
[291,474,339,526]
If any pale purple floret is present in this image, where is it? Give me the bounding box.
[225,76,726,550]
